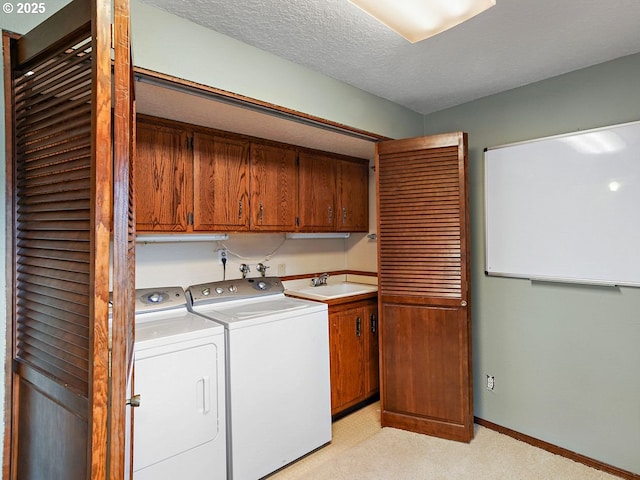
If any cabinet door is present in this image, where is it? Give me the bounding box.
[135,121,191,232]
[250,143,297,231]
[329,306,365,415]
[193,133,250,231]
[298,152,337,231]
[364,301,379,398]
[337,159,369,232]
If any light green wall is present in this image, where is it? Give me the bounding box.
[130,0,423,140]
[423,53,640,474]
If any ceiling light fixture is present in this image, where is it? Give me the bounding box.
[348,0,496,43]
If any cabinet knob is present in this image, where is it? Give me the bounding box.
[461,300,467,307]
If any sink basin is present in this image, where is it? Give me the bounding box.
[286,282,378,301]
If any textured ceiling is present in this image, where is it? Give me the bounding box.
[137,0,640,115]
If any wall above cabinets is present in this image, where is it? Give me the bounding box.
[134,73,379,160]
[135,115,370,234]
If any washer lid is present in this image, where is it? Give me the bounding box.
[191,295,327,328]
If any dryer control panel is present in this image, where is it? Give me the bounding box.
[188,277,284,305]
[135,286,188,314]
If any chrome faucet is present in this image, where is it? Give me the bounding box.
[311,273,329,287]
[256,263,269,277]
[239,263,250,279]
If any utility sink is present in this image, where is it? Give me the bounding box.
[286,282,378,301]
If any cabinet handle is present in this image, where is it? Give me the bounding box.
[259,201,264,222]
[356,316,361,337]
[238,200,243,220]
[370,313,377,334]
[328,206,333,223]
[342,207,347,224]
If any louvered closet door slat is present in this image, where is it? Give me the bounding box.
[378,145,462,299]
[14,31,93,397]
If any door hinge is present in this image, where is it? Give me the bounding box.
[187,212,194,225]
[295,217,300,227]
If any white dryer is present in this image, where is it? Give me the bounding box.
[131,287,226,480]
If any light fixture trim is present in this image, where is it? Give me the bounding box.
[285,232,351,239]
[135,233,229,243]
[349,0,496,43]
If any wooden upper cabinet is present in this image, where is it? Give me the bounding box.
[135,121,192,232]
[337,159,369,232]
[193,132,250,231]
[250,143,298,231]
[298,151,337,231]
[134,116,369,233]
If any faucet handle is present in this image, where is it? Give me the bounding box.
[256,263,269,277]
[239,263,250,278]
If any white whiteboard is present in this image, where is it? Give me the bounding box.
[484,120,640,287]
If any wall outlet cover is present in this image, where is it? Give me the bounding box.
[486,375,495,391]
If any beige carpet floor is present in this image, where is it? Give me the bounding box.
[269,402,621,480]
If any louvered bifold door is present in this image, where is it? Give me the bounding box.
[6,0,115,478]
[376,132,473,443]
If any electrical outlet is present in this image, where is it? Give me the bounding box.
[486,374,495,391]
[217,249,228,265]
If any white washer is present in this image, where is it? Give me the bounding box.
[187,277,331,480]
[131,287,226,480]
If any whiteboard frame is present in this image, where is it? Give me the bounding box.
[484,120,640,288]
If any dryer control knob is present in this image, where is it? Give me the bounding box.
[215,287,224,295]
[228,285,238,293]
[202,287,211,296]
[257,281,267,290]
[147,293,162,303]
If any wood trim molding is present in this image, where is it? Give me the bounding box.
[475,417,639,480]
[133,67,391,143]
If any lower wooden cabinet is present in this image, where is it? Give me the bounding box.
[329,298,379,416]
